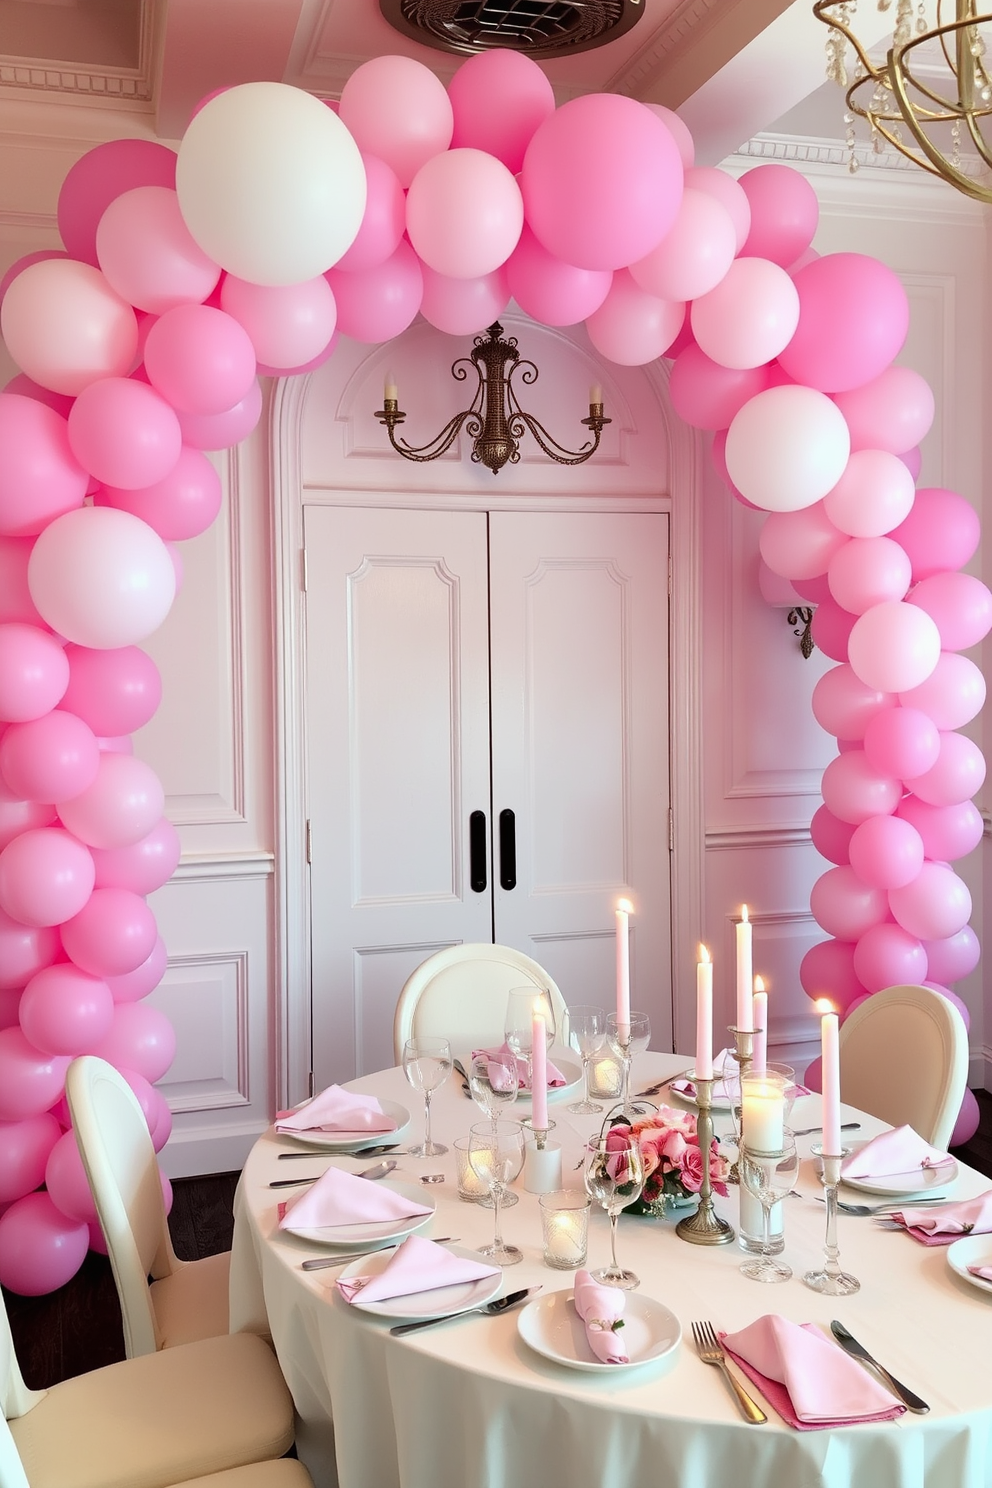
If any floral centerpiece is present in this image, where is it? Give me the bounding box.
[606,1105,731,1216]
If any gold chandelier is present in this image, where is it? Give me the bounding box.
[814,0,992,202]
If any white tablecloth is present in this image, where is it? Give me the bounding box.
[230,1052,992,1488]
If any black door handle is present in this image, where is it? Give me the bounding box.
[499,809,516,891]
[469,811,487,893]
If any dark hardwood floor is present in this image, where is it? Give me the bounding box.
[5,1091,992,1390]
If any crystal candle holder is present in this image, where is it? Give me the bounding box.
[539,1190,590,1269]
[804,1149,860,1296]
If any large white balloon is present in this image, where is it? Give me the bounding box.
[725,384,851,512]
[176,83,367,286]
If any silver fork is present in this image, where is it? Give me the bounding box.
[690,1321,767,1424]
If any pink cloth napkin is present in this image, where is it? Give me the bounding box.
[471,1043,567,1092]
[889,1192,992,1246]
[720,1316,905,1429]
[840,1125,950,1182]
[278,1165,432,1232]
[336,1234,499,1304]
[573,1269,629,1364]
[968,1266,992,1282]
[275,1085,396,1136]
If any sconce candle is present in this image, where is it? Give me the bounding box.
[695,945,713,1080]
[590,383,603,408]
[384,371,398,403]
[736,906,753,1032]
[752,980,767,1075]
[615,901,631,1029]
[818,1001,841,1154]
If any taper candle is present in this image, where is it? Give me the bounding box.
[531,1013,548,1131]
[695,945,713,1080]
[818,999,841,1154]
[752,978,767,1075]
[615,901,631,1028]
[735,906,753,1032]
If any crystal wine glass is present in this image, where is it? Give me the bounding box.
[583,1131,646,1290]
[402,1036,452,1158]
[468,1120,526,1265]
[469,1050,520,1130]
[739,1131,800,1283]
[504,988,555,1093]
[606,1010,651,1118]
[566,1005,607,1115]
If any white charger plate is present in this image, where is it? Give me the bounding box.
[839,1145,958,1197]
[281,1180,435,1247]
[278,1099,410,1152]
[947,1235,992,1295]
[336,1245,502,1321]
[517,1289,681,1373]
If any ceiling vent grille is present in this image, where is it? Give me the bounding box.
[380,0,644,58]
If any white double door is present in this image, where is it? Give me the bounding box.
[303,504,672,1088]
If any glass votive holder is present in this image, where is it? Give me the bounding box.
[454,1135,489,1203]
[588,1053,623,1100]
[539,1190,591,1269]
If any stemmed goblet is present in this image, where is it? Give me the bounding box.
[469,1049,520,1130]
[504,988,556,1095]
[739,1131,800,1283]
[468,1120,525,1265]
[583,1131,646,1290]
[606,1011,651,1119]
[401,1036,452,1158]
[566,1006,607,1115]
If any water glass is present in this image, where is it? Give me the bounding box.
[454,1135,516,1209]
[468,1120,525,1265]
[606,1010,651,1118]
[539,1190,590,1269]
[504,988,555,1090]
[739,1132,800,1283]
[469,1050,519,1128]
[583,1131,645,1289]
[402,1036,451,1157]
[565,1005,607,1115]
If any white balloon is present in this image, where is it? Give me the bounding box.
[176,83,367,287]
[726,384,851,512]
[1,260,137,397]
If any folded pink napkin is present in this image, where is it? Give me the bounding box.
[889,1192,992,1246]
[471,1042,566,1092]
[573,1269,628,1364]
[336,1234,499,1304]
[278,1165,431,1232]
[275,1085,396,1136]
[968,1265,992,1282]
[840,1126,950,1182]
[720,1316,904,1429]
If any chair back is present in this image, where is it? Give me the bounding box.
[0,1413,30,1488]
[0,1287,44,1424]
[393,944,569,1063]
[838,984,969,1149]
[66,1056,178,1358]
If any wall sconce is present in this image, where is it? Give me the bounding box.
[374,321,611,476]
[788,607,816,659]
[758,559,817,659]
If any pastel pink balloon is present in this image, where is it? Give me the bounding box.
[0,395,89,537]
[0,252,69,309]
[58,139,177,265]
[0,710,100,804]
[419,266,510,337]
[105,935,168,1003]
[690,258,800,371]
[630,188,736,303]
[726,386,850,513]
[822,450,916,538]
[0,827,94,927]
[114,1066,161,1136]
[899,446,923,481]
[684,167,750,251]
[810,864,889,941]
[828,535,912,615]
[897,795,984,861]
[91,817,180,895]
[144,305,256,416]
[448,52,556,174]
[327,240,423,343]
[0,536,45,626]
[151,1094,173,1154]
[852,921,928,992]
[0,1190,88,1294]
[60,886,157,978]
[908,571,992,652]
[833,366,935,454]
[811,665,893,741]
[68,378,182,490]
[778,253,909,393]
[339,56,453,188]
[848,814,924,889]
[950,1087,980,1146]
[739,164,819,267]
[585,271,684,366]
[0,906,59,987]
[0,1027,70,1119]
[888,861,972,940]
[44,1128,98,1222]
[91,1001,176,1083]
[907,730,986,807]
[921,924,980,983]
[96,185,221,313]
[669,347,769,432]
[810,804,855,864]
[521,95,684,272]
[0,624,70,723]
[926,985,970,1031]
[811,598,857,662]
[1,260,138,398]
[19,962,114,1055]
[407,149,523,280]
[643,105,695,169]
[97,445,222,543]
[176,379,262,451]
[220,275,336,372]
[58,752,164,850]
[863,705,939,780]
[61,645,161,737]
[663,316,697,362]
[504,226,612,327]
[759,502,848,580]
[256,329,339,379]
[0,1112,60,1203]
[331,154,405,273]
[899,651,986,730]
[848,601,941,694]
[820,749,901,825]
[889,487,980,582]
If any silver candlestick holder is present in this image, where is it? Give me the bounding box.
[804,1148,859,1295]
[726,1025,754,1186]
[676,1073,735,1246]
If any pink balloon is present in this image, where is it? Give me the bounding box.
[759,502,848,580]
[726,386,850,513]
[0,536,46,626]
[810,864,889,940]
[890,487,980,581]
[792,574,832,605]
[0,1111,60,1203]
[950,1087,980,1147]
[1,260,138,398]
[0,394,89,537]
[811,598,858,663]
[863,705,940,780]
[896,795,983,861]
[0,906,59,987]
[827,536,912,615]
[899,446,923,481]
[521,95,684,272]
[143,304,256,416]
[407,149,523,280]
[820,749,901,825]
[61,644,161,738]
[833,366,935,454]
[44,1128,98,1222]
[0,624,70,724]
[922,924,980,984]
[643,105,695,169]
[663,316,697,361]
[848,601,941,693]
[908,571,992,651]
[220,275,336,372]
[151,1094,173,1154]
[67,378,182,490]
[0,827,94,927]
[630,189,736,303]
[91,817,180,895]
[690,258,800,371]
[0,709,100,804]
[803,1054,823,1090]
[852,921,928,992]
[91,1001,176,1083]
[888,861,972,940]
[88,1218,108,1254]
[810,804,855,864]
[822,450,916,538]
[739,164,819,267]
[113,1066,161,1136]
[585,271,684,366]
[929,985,970,1031]
[97,445,222,543]
[0,1189,88,1294]
[710,431,759,506]
[58,752,165,850]
[848,814,924,889]
[899,651,986,730]
[19,962,114,1055]
[0,1027,70,1119]
[176,378,262,451]
[96,185,221,313]
[669,347,769,432]
[327,240,423,343]
[448,52,556,174]
[256,329,340,379]
[0,252,69,309]
[339,56,453,189]
[419,266,510,337]
[799,938,866,1010]
[105,934,168,1003]
[60,886,157,978]
[811,664,893,741]
[331,154,405,273]
[684,167,750,251]
[58,139,177,265]
[778,253,910,393]
[907,730,986,807]
[504,226,612,327]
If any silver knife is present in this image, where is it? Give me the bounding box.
[389,1285,540,1336]
[829,1320,929,1413]
[793,1122,861,1138]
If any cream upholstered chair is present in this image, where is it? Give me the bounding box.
[393,943,569,1064]
[65,1056,231,1358]
[838,983,969,1150]
[175,1466,314,1488]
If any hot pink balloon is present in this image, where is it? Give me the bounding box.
[833,366,935,454]
[811,598,858,663]
[811,664,893,741]
[0,709,100,804]
[810,864,888,940]
[67,378,182,490]
[504,226,612,328]
[793,573,833,605]
[585,271,684,366]
[1,260,138,398]
[19,962,114,1055]
[0,394,89,538]
[61,644,161,737]
[448,51,556,174]
[669,348,769,432]
[331,154,405,274]
[97,445,222,543]
[759,502,848,580]
[820,749,901,825]
[889,487,980,582]
[0,1027,70,1119]
[863,705,940,781]
[848,813,924,889]
[44,1128,98,1223]
[726,385,851,513]
[907,731,986,807]
[630,188,736,304]
[176,379,262,452]
[899,651,986,730]
[798,938,866,1010]
[106,935,168,1003]
[950,1087,980,1146]
[684,167,750,251]
[739,164,819,267]
[339,56,453,189]
[822,450,916,538]
[60,886,157,978]
[828,536,912,615]
[922,924,980,984]
[143,304,256,416]
[0,1189,88,1294]
[778,253,910,393]
[58,752,165,851]
[889,861,972,941]
[327,240,423,343]
[0,1111,60,1204]
[0,536,45,626]
[0,827,94,927]
[897,795,984,861]
[848,601,941,694]
[908,571,992,652]
[810,805,855,865]
[57,139,177,265]
[852,921,928,993]
[220,275,336,372]
[0,906,59,988]
[420,266,510,337]
[690,258,800,371]
[92,1001,176,1083]
[91,816,180,895]
[0,624,70,724]
[96,185,221,313]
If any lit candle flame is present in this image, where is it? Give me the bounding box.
[754,974,765,992]
[814,996,836,1015]
[740,904,749,923]
[699,944,710,964]
[617,897,633,914]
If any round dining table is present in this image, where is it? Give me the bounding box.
[229,1050,992,1488]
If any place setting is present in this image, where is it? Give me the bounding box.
[517,1269,682,1375]
[277,1161,437,1249]
[274,1083,411,1153]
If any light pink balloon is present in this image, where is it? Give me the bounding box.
[726,386,851,513]
[899,446,923,480]
[407,149,523,280]
[684,167,750,251]
[888,861,972,940]
[67,378,182,490]
[778,253,910,393]
[897,795,984,861]
[669,347,769,432]
[220,275,336,372]
[899,651,986,730]
[810,864,889,940]
[0,624,70,723]
[0,252,70,309]
[144,304,256,416]
[19,962,114,1055]
[848,813,924,889]
[0,395,89,538]
[823,450,916,538]
[1,260,138,398]
[96,185,221,313]
[585,271,684,366]
[921,924,980,983]
[759,502,848,580]
[504,226,612,327]
[889,487,980,582]
[852,921,928,993]
[44,1128,98,1222]
[97,445,222,543]
[810,804,855,864]
[58,138,177,266]
[91,816,180,895]
[105,935,168,1003]
[0,1189,88,1294]
[419,266,510,337]
[151,1093,173,1154]
[448,51,556,174]
[91,1001,176,1083]
[57,752,165,850]
[811,598,858,663]
[0,1111,60,1204]
[256,328,340,379]
[0,1027,70,1119]
[176,378,262,451]
[0,906,59,987]
[908,571,992,652]
[811,664,893,741]
[863,705,939,780]
[739,164,819,267]
[331,154,405,273]
[0,709,100,804]
[61,644,161,737]
[339,56,453,188]
[848,601,941,694]
[327,240,423,343]
[0,827,94,927]
[643,105,695,169]
[833,366,935,454]
[0,536,45,626]
[950,1086,980,1145]
[690,258,800,371]
[907,730,986,807]
[630,188,736,304]
[60,886,157,978]
[820,749,901,825]
[828,535,912,615]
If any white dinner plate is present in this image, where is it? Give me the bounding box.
[278,1099,410,1151]
[838,1145,958,1197]
[947,1235,992,1296]
[668,1079,734,1113]
[281,1180,435,1247]
[517,1289,681,1373]
[336,1246,502,1321]
[514,1057,583,1109]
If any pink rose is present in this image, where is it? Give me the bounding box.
[678,1145,705,1193]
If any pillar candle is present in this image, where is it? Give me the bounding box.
[752,978,767,1075]
[735,905,753,1032]
[818,1000,841,1155]
[531,1013,548,1130]
[615,901,631,1028]
[695,945,713,1080]
[741,1078,785,1153]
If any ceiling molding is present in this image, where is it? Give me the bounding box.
[0,62,150,102]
